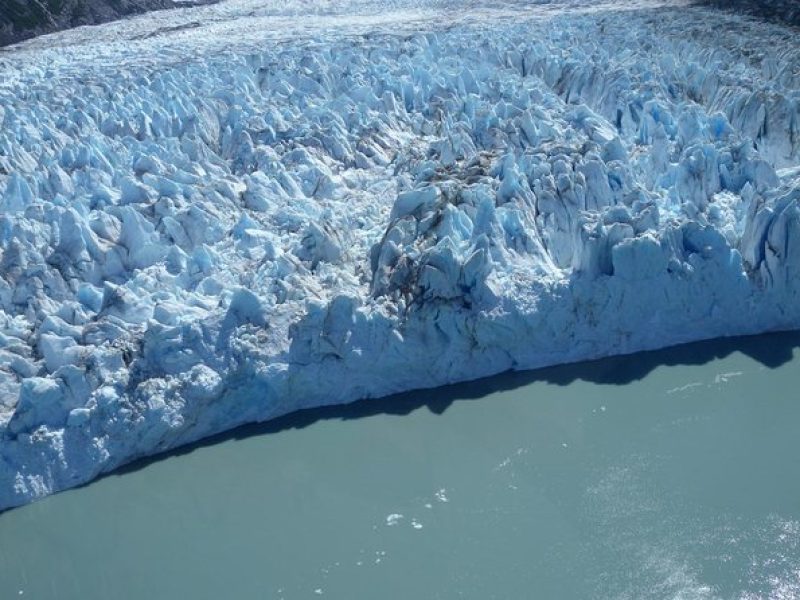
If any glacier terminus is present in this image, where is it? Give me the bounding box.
[1,0,799,510]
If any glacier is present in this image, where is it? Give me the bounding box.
[1,0,800,510]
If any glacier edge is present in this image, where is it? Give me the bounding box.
[1,0,800,510]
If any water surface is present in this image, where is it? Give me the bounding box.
[2,333,800,599]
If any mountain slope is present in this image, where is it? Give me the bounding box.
[698,0,800,26]
[0,0,212,46]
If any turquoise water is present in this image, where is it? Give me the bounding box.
[2,333,800,599]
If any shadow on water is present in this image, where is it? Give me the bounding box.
[108,329,800,480]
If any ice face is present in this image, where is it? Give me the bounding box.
[1,0,799,509]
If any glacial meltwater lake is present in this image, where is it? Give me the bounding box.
[2,332,800,599]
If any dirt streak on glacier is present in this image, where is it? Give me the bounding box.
[1,0,799,509]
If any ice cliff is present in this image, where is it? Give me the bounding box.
[1,0,799,510]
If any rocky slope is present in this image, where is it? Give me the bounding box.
[698,0,800,26]
[0,0,214,47]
